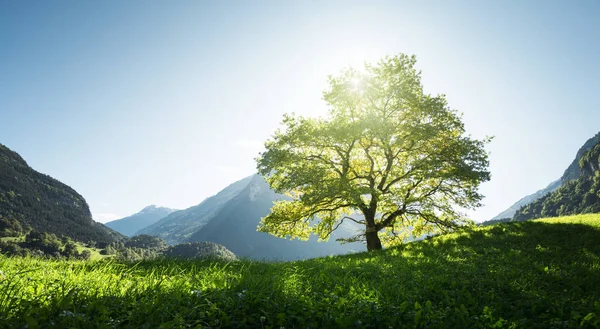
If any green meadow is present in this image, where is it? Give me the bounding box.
[2,214,600,328]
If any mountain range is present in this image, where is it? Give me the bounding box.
[5,129,598,258]
[105,205,177,237]
[138,174,363,260]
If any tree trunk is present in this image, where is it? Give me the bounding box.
[366,229,383,251]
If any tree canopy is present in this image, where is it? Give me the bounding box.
[256,54,491,251]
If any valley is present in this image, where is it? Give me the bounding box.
[2,3,600,327]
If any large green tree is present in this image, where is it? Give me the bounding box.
[256,54,491,251]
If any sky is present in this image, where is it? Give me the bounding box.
[1,1,599,223]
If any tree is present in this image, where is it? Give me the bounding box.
[256,54,491,251]
[125,234,167,250]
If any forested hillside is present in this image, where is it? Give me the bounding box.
[490,131,600,221]
[0,143,124,245]
[514,140,600,220]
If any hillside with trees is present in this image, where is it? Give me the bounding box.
[0,143,124,245]
[489,132,600,221]
[514,140,600,220]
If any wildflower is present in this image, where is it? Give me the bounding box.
[191,290,202,297]
[260,316,266,323]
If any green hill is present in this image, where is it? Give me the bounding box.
[0,143,124,245]
[489,131,600,222]
[515,140,600,221]
[2,214,600,328]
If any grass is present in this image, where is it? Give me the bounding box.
[1,234,109,260]
[75,245,109,261]
[0,236,23,243]
[1,214,600,328]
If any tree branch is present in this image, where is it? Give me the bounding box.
[322,216,364,240]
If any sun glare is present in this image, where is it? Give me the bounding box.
[351,77,364,93]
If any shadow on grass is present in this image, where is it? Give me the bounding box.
[3,221,600,328]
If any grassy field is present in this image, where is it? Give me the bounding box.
[75,245,109,261]
[1,214,600,328]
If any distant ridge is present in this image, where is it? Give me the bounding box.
[105,205,177,237]
[0,143,124,244]
[139,174,362,260]
[136,175,254,243]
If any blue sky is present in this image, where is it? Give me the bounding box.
[1,1,599,223]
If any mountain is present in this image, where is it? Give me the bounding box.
[489,131,600,222]
[139,174,363,260]
[136,175,255,244]
[186,174,362,260]
[105,205,177,237]
[0,143,124,245]
[489,180,561,222]
[514,139,600,220]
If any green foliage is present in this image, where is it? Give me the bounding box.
[0,215,24,237]
[515,141,600,221]
[1,214,599,328]
[257,54,491,250]
[0,143,125,245]
[97,240,161,262]
[0,231,92,260]
[561,131,600,182]
[163,242,237,261]
[125,234,167,250]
